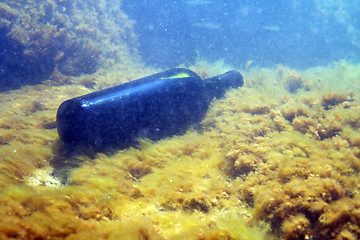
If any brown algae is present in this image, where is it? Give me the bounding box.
[0,61,360,239]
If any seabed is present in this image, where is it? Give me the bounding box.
[1,60,360,240]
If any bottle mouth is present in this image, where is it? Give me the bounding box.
[202,70,243,99]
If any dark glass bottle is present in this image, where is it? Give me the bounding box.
[56,68,243,150]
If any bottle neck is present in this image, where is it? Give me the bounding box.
[202,70,243,100]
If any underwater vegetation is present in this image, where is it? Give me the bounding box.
[0,58,360,239]
[204,61,360,239]
[1,0,360,239]
[0,0,140,91]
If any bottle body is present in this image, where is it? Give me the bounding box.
[56,68,243,150]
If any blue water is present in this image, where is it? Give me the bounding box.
[122,0,360,69]
[0,0,359,92]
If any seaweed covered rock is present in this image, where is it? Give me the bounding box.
[277,65,319,94]
[0,0,140,91]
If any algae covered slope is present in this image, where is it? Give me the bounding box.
[0,0,140,91]
[0,61,360,239]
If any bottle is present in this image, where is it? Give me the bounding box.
[56,68,243,151]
